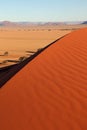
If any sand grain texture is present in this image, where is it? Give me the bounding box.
[0,28,87,130]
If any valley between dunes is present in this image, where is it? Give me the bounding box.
[0,24,86,68]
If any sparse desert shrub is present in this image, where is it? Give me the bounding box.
[2,60,8,64]
[4,51,9,56]
[26,51,36,54]
[7,60,18,63]
[37,48,43,52]
[19,56,26,62]
[48,29,51,31]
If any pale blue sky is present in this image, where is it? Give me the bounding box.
[0,0,87,22]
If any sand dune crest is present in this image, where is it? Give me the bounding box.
[0,28,87,130]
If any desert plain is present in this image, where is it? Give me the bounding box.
[0,24,87,68]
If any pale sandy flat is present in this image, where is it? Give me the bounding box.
[0,24,87,67]
[0,27,72,67]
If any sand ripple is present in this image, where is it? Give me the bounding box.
[0,28,87,130]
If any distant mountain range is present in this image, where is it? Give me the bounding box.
[0,21,85,27]
[0,21,67,27]
[82,21,87,24]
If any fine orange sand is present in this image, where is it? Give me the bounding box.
[0,28,87,130]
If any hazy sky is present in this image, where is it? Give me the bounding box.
[0,0,87,22]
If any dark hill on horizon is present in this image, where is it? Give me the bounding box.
[0,21,82,27]
[82,21,87,24]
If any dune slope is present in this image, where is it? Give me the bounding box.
[0,28,87,130]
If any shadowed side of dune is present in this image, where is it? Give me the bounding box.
[0,28,87,130]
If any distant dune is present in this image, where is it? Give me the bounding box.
[0,28,87,130]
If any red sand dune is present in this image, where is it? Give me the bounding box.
[0,28,87,130]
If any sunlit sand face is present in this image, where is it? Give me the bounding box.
[1,28,87,130]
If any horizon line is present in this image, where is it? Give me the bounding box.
[0,20,85,23]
